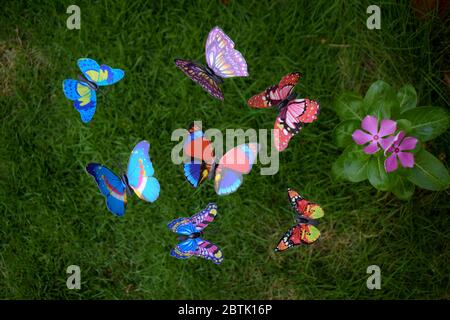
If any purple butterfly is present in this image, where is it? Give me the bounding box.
[174,26,249,100]
[167,203,224,264]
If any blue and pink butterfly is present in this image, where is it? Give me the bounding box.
[168,203,223,264]
[86,140,160,216]
[175,26,248,100]
[183,123,259,196]
[63,58,124,123]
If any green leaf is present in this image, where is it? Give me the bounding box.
[332,155,346,181]
[333,120,360,149]
[402,107,450,141]
[364,80,399,119]
[334,92,365,121]
[389,175,415,200]
[367,154,390,191]
[397,84,417,113]
[332,145,370,182]
[396,119,412,134]
[407,149,450,191]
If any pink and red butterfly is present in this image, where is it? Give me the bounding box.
[175,26,248,100]
[247,72,320,152]
[275,188,324,252]
[183,122,259,196]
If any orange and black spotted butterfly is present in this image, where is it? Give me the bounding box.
[275,188,324,252]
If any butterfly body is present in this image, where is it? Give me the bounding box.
[63,58,124,123]
[168,203,223,264]
[119,172,134,197]
[178,231,202,242]
[77,74,99,92]
[183,123,259,196]
[175,26,248,100]
[207,162,218,180]
[86,141,160,216]
[203,63,224,84]
[276,92,298,111]
[247,72,320,151]
[275,188,324,252]
[296,215,318,226]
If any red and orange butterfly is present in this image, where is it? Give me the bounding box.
[275,188,324,252]
[247,72,320,152]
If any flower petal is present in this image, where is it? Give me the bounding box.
[363,141,379,154]
[361,115,379,135]
[392,131,405,147]
[384,153,398,173]
[380,135,395,152]
[352,129,373,145]
[399,136,418,151]
[398,152,414,168]
[378,119,397,137]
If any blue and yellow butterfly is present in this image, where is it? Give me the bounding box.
[86,141,160,216]
[62,58,124,123]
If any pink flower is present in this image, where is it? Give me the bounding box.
[352,115,397,154]
[384,131,418,173]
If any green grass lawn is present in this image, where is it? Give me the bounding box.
[0,0,449,299]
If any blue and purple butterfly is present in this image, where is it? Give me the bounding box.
[86,140,160,216]
[175,26,248,100]
[168,203,223,264]
[183,123,259,196]
[63,58,124,123]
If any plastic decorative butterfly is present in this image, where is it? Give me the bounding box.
[86,140,160,216]
[174,26,248,100]
[168,203,223,264]
[183,123,259,196]
[275,188,324,252]
[62,58,124,123]
[247,72,320,152]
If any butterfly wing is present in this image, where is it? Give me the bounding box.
[174,59,224,100]
[189,203,218,232]
[205,26,248,78]
[247,72,301,108]
[287,188,324,220]
[184,123,215,163]
[86,163,127,216]
[168,225,203,260]
[192,238,224,264]
[77,58,124,86]
[214,169,243,196]
[127,140,160,203]
[214,143,259,195]
[168,211,223,264]
[170,238,197,260]
[167,218,197,236]
[183,123,215,187]
[275,223,321,252]
[184,160,210,188]
[62,79,97,123]
[274,98,320,151]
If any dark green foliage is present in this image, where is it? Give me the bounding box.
[333,80,450,197]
